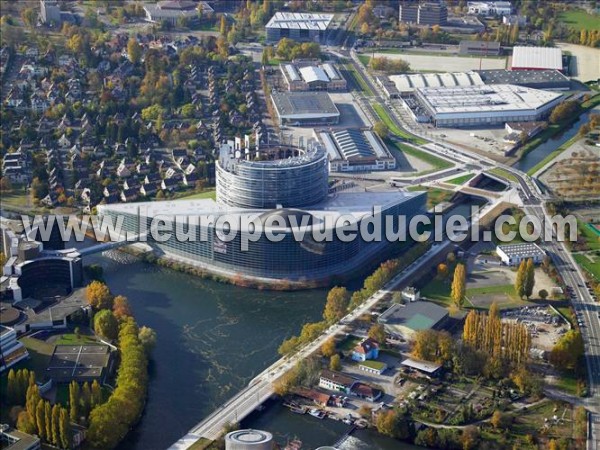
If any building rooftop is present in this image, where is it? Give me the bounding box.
[401,358,442,374]
[389,72,484,94]
[271,91,340,119]
[265,12,334,31]
[477,69,570,88]
[320,369,356,387]
[378,301,449,332]
[417,84,562,115]
[511,46,563,71]
[299,66,329,83]
[496,243,546,257]
[0,426,41,450]
[459,40,501,52]
[320,129,390,161]
[354,337,379,355]
[98,190,425,232]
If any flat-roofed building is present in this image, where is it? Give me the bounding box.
[317,129,396,172]
[280,61,346,91]
[459,40,501,56]
[271,91,340,126]
[412,84,563,127]
[389,72,484,95]
[511,46,563,71]
[143,1,213,26]
[496,243,546,266]
[265,12,334,43]
[399,1,447,25]
[477,69,571,90]
[467,1,513,16]
[0,426,40,450]
[401,358,443,377]
[0,325,29,373]
[378,301,449,339]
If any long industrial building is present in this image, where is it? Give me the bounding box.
[389,71,485,94]
[271,91,340,126]
[280,61,346,91]
[317,129,396,172]
[265,12,334,43]
[98,137,426,285]
[511,46,563,71]
[411,84,563,127]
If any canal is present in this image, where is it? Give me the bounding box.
[513,106,599,173]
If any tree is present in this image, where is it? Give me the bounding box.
[523,258,535,298]
[373,121,388,139]
[45,401,52,443]
[515,259,527,298]
[69,381,80,423]
[323,286,350,324]
[451,263,467,308]
[59,408,72,449]
[127,37,142,64]
[538,289,548,300]
[550,100,579,124]
[112,295,133,320]
[21,8,37,29]
[461,425,479,450]
[367,323,386,346]
[51,405,60,446]
[138,326,157,355]
[360,22,370,35]
[550,330,584,371]
[17,411,36,435]
[219,15,227,35]
[437,263,449,279]
[358,405,373,418]
[36,399,46,440]
[376,410,412,439]
[329,354,342,371]
[321,337,336,358]
[86,280,113,310]
[91,380,103,408]
[491,410,512,429]
[81,382,92,417]
[94,310,119,340]
[7,369,17,404]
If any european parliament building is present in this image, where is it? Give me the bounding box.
[97,138,426,286]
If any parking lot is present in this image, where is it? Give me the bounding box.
[502,305,569,351]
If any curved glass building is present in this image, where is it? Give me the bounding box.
[215,140,328,209]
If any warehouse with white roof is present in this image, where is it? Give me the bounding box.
[511,46,563,71]
[411,84,563,127]
[280,60,346,91]
[389,71,484,94]
[266,12,334,43]
[316,128,396,172]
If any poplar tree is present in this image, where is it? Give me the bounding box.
[451,263,467,308]
[59,408,72,449]
[524,258,535,298]
[51,404,61,445]
[7,369,17,404]
[36,399,46,440]
[45,401,52,443]
[91,379,103,408]
[515,260,527,298]
[69,381,80,423]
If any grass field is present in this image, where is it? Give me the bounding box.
[0,190,30,208]
[574,253,600,280]
[407,185,454,209]
[390,142,452,172]
[559,10,600,31]
[344,64,374,96]
[19,337,55,378]
[176,190,216,201]
[446,173,474,185]
[372,105,427,144]
[53,333,97,346]
[357,54,371,67]
[578,221,600,251]
[338,335,361,353]
[488,168,518,183]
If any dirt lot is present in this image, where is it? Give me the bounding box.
[557,42,600,82]
[502,305,570,351]
[370,52,508,72]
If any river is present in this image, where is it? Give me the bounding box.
[76,199,482,450]
[513,106,599,173]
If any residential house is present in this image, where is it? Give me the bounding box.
[120,188,139,203]
[161,178,179,191]
[318,370,356,394]
[350,382,382,402]
[351,338,380,362]
[182,171,200,187]
[140,182,159,197]
[144,173,161,185]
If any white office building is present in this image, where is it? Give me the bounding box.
[496,243,546,266]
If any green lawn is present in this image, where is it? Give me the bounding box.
[391,142,453,171]
[53,333,97,346]
[359,360,387,370]
[372,105,427,145]
[559,10,600,31]
[406,185,454,209]
[574,253,600,280]
[344,64,374,96]
[554,372,582,397]
[446,173,474,185]
[487,168,518,183]
[0,190,30,208]
[578,221,600,251]
[357,54,371,67]
[338,335,361,353]
[18,337,55,378]
[176,190,216,201]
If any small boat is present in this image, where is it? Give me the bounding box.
[342,418,354,425]
[308,408,326,419]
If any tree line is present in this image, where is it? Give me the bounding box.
[9,369,72,449]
